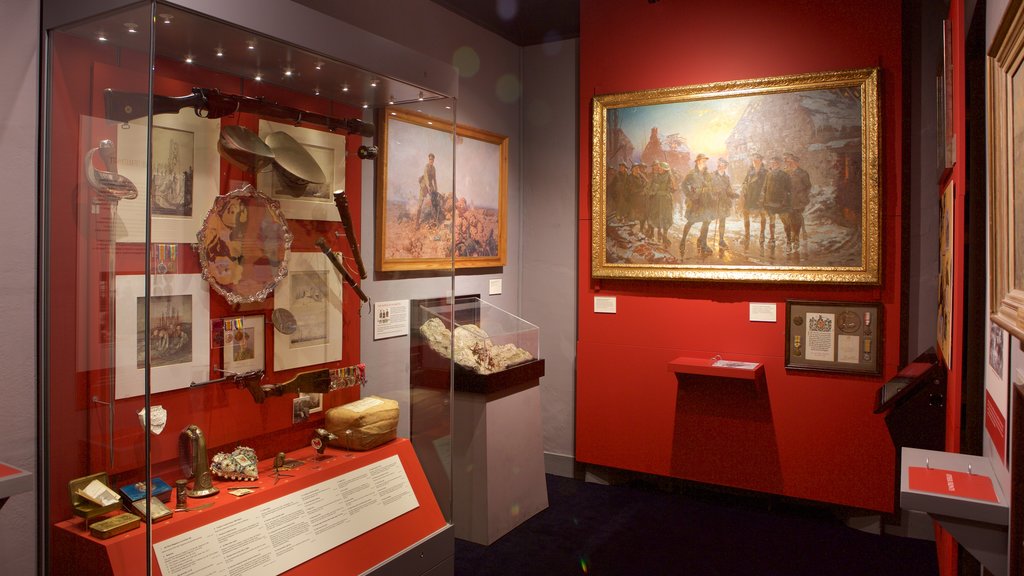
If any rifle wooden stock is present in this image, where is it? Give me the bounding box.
[332,190,367,279]
[103,87,375,137]
[315,237,369,303]
[247,368,339,403]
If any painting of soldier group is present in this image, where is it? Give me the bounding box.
[598,76,872,273]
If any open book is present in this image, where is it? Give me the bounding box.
[76,479,120,507]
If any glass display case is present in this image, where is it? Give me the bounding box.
[41,2,457,574]
[417,297,539,375]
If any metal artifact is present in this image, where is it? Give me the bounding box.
[178,425,219,498]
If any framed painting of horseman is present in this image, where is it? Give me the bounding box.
[590,68,880,284]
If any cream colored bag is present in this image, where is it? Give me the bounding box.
[324,396,399,451]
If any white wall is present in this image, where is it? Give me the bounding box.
[522,40,578,463]
[0,1,38,574]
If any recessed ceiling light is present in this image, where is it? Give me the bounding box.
[185,56,193,64]
[216,48,224,57]
[97,34,108,42]
[362,103,369,109]
[158,13,173,24]
[284,69,293,77]
[370,80,378,88]
[247,40,256,50]
[314,88,320,96]
[124,23,138,33]
[254,74,262,82]
[314,62,323,70]
[342,85,349,92]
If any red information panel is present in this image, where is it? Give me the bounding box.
[908,466,998,502]
[985,390,1007,463]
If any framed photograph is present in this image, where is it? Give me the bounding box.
[114,274,211,399]
[273,251,343,371]
[591,68,880,283]
[223,315,266,375]
[257,120,346,221]
[785,300,882,375]
[989,7,1024,341]
[937,179,954,368]
[115,111,218,243]
[942,18,955,170]
[377,109,508,271]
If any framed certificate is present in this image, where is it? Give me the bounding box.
[785,300,882,375]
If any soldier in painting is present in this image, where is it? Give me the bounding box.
[784,153,812,253]
[626,162,648,229]
[762,156,792,249]
[712,158,739,249]
[608,161,629,219]
[415,152,440,229]
[647,161,676,245]
[739,152,768,248]
[679,153,715,256]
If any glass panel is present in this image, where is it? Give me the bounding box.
[45,2,455,573]
[45,3,155,570]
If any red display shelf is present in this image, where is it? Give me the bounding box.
[52,438,445,576]
[667,356,766,383]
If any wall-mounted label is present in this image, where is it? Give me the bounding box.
[373,300,409,340]
[985,389,1007,464]
[594,296,616,314]
[749,303,777,322]
[489,279,502,295]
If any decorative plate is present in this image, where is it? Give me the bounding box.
[197,184,293,304]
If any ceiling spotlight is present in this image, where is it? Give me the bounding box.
[97,33,108,42]
[342,85,349,92]
[158,13,173,24]
[445,105,452,110]
[254,74,262,82]
[314,62,323,70]
[216,48,224,57]
[247,40,256,50]
[314,88,320,96]
[362,103,369,109]
[185,55,193,64]
[417,91,424,101]
[369,80,378,88]
[124,23,138,33]
[284,68,293,77]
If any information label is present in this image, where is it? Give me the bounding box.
[749,303,777,323]
[154,455,419,576]
[373,300,410,340]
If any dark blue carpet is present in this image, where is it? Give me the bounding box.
[455,474,939,576]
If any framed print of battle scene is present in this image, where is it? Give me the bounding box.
[591,68,880,284]
[377,108,508,272]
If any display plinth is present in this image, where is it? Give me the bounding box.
[453,361,547,545]
[53,438,446,576]
[0,461,32,512]
[667,356,765,384]
[900,447,1008,576]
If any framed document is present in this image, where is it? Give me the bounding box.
[785,300,881,375]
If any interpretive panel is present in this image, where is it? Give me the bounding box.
[153,455,418,576]
[785,300,881,375]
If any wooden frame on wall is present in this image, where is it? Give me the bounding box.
[590,68,881,284]
[376,109,508,272]
[990,2,1024,340]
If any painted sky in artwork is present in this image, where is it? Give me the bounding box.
[612,95,755,161]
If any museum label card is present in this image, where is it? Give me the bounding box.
[373,300,410,340]
[749,303,777,322]
[594,296,616,314]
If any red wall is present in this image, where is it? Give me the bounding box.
[577,0,903,511]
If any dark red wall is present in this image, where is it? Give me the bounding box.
[577,0,903,511]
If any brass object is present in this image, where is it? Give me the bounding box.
[68,472,120,532]
[89,513,140,540]
[84,140,138,201]
[131,497,173,523]
[266,131,326,196]
[272,308,298,335]
[219,125,274,173]
[175,479,187,509]
[173,502,214,513]
[178,425,219,498]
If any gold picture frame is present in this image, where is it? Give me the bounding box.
[591,68,880,283]
[376,109,508,272]
[989,4,1024,340]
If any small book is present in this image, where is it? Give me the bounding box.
[76,479,120,507]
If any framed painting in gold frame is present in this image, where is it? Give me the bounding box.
[591,68,880,283]
[376,109,507,272]
[989,4,1024,340]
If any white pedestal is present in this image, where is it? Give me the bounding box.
[453,380,548,545]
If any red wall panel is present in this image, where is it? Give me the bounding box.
[578,0,903,511]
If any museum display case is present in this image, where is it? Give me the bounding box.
[41,2,457,574]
